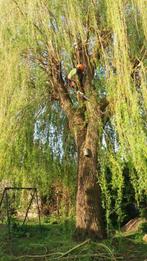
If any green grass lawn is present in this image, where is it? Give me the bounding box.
[0,218,147,261]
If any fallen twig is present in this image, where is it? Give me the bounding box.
[14,252,63,260]
[52,254,123,260]
[14,240,90,260]
[14,239,123,261]
[15,253,123,260]
[93,242,116,261]
[56,239,90,258]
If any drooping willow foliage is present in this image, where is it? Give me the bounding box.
[0,0,146,223]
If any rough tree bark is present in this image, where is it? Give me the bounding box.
[41,48,107,240]
[75,107,105,240]
[58,81,106,240]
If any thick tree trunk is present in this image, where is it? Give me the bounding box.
[74,116,106,240]
[58,81,105,240]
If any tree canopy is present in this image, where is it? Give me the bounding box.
[0,0,147,229]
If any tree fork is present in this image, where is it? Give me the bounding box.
[55,64,106,240]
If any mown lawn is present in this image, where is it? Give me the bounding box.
[0,218,147,261]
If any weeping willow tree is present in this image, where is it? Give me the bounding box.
[0,0,147,239]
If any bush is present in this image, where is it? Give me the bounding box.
[139,222,147,233]
[141,208,147,219]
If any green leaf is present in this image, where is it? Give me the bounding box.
[67,68,77,80]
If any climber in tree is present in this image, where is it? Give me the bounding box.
[67,63,86,92]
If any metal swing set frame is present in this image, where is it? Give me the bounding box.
[0,187,41,237]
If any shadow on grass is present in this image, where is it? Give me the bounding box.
[0,219,76,260]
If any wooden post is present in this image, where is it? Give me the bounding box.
[5,191,11,238]
[0,188,6,209]
[35,189,41,228]
[22,190,36,225]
